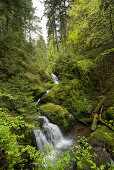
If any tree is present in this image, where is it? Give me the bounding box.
[44,0,70,53]
[67,0,114,55]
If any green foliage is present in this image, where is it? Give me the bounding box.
[36,136,111,170]
[76,137,99,170]
[0,109,34,169]
[47,39,59,70]
[68,0,114,53]
[77,59,95,73]
[34,36,48,68]
[0,76,36,117]
[103,106,114,121]
[31,86,46,100]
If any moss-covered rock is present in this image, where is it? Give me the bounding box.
[39,70,52,82]
[38,103,74,131]
[89,126,114,158]
[42,79,92,119]
[43,82,55,89]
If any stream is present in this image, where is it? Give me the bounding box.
[34,73,74,166]
[34,73,113,168]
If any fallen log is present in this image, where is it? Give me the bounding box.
[99,113,114,131]
[91,113,99,131]
[79,118,92,124]
[91,97,107,131]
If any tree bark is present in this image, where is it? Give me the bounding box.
[109,7,114,40]
[99,113,113,131]
[91,97,107,131]
[91,113,99,131]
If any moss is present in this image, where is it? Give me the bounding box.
[103,106,114,121]
[38,103,74,131]
[79,118,92,124]
[89,126,114,158]
[43,82,55,89]
[39,70,52,82]
[42,79,92,119]
[24,72,41,85]
[31,86,45,99]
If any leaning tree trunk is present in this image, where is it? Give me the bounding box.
[91,97,107,131]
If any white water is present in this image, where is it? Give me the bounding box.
[34,74,71,153]
[51,73,59,84]
[35,73,58,106]
[46,90,49,93]
[34,116,72,153]
[34,74,72,161]
[35,99,40,106]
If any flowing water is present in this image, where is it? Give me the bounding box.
[51,73,59,84]
[34,73,113,168]
[35,99,41,106]
[34,116,72,153]
[34,73,72,153]
[35,73,58,106]
[34,73,72,164]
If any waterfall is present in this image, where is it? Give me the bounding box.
[35,99,40,106]
[34,116,72,153]
[35,73,58,106]
[34,130,50,152]
[34,74,72,154]
[46,90,49,93]
[51,73,59,84]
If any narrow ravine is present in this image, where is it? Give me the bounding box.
[34,73,73,165]
[34,73,114,168]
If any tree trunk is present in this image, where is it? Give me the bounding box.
[91,113,99,131]
[109,7,114,40]
[91,97,107,131]
[99,113,113,131]
[55,27,60,54]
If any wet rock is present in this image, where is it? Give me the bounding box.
[89,125,114,159]
[38,103,74,131]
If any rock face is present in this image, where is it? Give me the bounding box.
[38,103,74,131]
[89,126,114,159]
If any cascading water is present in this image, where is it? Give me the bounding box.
[51,73,59,84]
[35,73,58,106]
[33,73,113,168]
[35,99,40,106]
[34,73,72,163]
[34,116,72,153]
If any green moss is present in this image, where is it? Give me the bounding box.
[43,82,55,89]
[103,106,114,121]
[39,70,52,82]
[42,79,92,119]
[38,103,74,130]
[89,126,114,158]
[31,86,45,98]
[79,118,92,124]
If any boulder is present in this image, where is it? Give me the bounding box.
[42,79,92,119]
[89,125,114,159]
[38,103,74,131]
